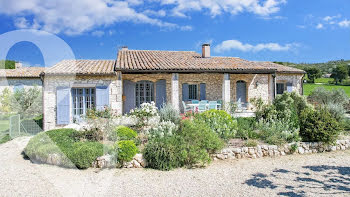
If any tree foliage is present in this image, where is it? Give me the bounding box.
[0,60,16,69]
[330,64,348,84]
[0,86,42,118]
[305,67,322,83]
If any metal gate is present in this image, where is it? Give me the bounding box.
[9,115,20,138]
[9,115,43,138]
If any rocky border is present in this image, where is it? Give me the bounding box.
[213,140,350,160]
[93,140,350,169]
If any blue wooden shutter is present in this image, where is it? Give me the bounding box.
[57,87,70,125]
[200,83,206,100]
[182,83,189,101]
[123,80,136,114]
[156,80,167,108]
[96,86,109,111]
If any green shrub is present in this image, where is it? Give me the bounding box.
[110,126,137,141]
[179,120,224,166]
[86,107,114,119]
[0,133,11,144]
[159,103,181,125]
[70,142,104,169]
[341,118,350,132]
[25,129,105,169]
[143,135,185,171]
[299,108,342,144]
[24,132,73,167]
[308,87,348,106]
[144,120,224,170]
[195,110,238,140]
[46,129,77,150]
[257,120,300,146]
[244,139,258,147]
[116,140,138,163]
[290,143,298,153]
[324,103,345,121]
[236,117,259,139]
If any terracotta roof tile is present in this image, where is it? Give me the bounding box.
[0,67,45,78]
[45,60,116,75]
[116,50,305,74]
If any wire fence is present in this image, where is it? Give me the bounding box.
[8,114,43,138]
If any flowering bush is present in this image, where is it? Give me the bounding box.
[159,103,181,124]
[147,121,178,140]
[129,102,159,128]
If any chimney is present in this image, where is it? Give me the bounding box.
[15,62,22,69]
[202,44,210,58]
[121,46,128,51]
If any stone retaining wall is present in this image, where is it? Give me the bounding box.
[213,140,350,160]
[93,140,350,169]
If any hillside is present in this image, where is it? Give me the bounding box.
[274,60,350,74]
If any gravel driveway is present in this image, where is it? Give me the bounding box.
[0,137,349,197]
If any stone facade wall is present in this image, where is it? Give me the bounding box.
[43,75,121,131]
[230,74,271,103]
[43,73,304,130]
[179,73,223,105]
[0,78,42,94]
[213,140,350,160]
[122,73,173,106]
[276,73,304,94]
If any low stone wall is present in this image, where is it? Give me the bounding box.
[93,140,350,169]
[93,153,146,169]
[213,140,350,160]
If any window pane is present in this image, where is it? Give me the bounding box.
[188,84,198,100]
[277,83,284,94]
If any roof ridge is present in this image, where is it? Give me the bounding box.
[122,49,197,53]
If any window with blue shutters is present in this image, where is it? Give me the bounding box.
[72,88,96,116]
[135,81,154,108]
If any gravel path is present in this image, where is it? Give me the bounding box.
[0,137,350,197]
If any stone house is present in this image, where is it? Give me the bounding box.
[0,63,44,95]
[42,45,305,131]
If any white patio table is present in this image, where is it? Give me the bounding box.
[187,103,222,111]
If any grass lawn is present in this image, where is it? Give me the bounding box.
[304,83,350,97]
[314,77,332,84]
[0,120,9,132]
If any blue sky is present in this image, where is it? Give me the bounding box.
[0,0,349,67]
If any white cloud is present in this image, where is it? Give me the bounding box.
[309,14,350,30]
[0,0,188,35]
[156,0,286,17]
[180,25,193,31]
[143,9,166,17]
[214,39,297,53]
[92,30,105,37]
[339,19,350,28]
[323,15,340,22]
[0,0,286,35]
[316,23,324,29]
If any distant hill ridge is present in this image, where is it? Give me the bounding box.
[274,60,350,74]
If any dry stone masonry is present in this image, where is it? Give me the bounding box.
[213,140,350,160]
[92,140,350,169]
